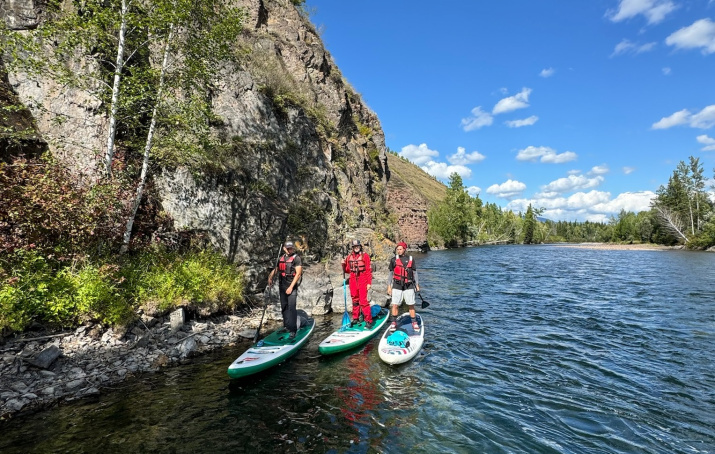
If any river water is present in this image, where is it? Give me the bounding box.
[1,245,714,453]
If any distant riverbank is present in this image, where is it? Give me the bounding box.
[550,243,681,251]
[550,243,684,251]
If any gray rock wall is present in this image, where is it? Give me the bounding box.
[1,0,39,30]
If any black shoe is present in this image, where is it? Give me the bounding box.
[288,332,296,340]
[350,319,359,327]
[365,321,374,330]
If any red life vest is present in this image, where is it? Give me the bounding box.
[347,253,368,275]
[279,254,296,278]
[392,255,413,285]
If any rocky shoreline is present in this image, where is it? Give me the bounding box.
[0,307,269,420]
[0,250,390,422]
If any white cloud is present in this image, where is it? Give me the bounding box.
[542,151,578,164]
[665,18,715,54]
[585,213,610,223]
[420,161,472,179]
[507,191,610,214]
[623,166,636,174]
[691,105,715,129]
[652,109,692,129]
[540,68,555,78]
[566,191,614,209]
[697,134,715,151]
[537,175,605,196]
[467,186,481,197]
[516,145,577,164]
[589,165,610,175]
[607,0,677,25]
[662,67,671,75]
[505,190,655,221]
[505,116,539,128]
[461,107,493,131]
[652,105,715,129]
[399,143,439,165]
[448,147,486,165]
[567,169,582,175]
[611,39,657,56]
[592,191,656,213]
[486,179,527,199]
[492,88,532,115]
[517,145,552,161]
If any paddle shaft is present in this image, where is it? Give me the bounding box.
[255,241,285,343]
[341,243,351,326]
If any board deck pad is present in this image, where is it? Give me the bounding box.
[318,307,389,355]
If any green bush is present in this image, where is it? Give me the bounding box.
[687,220,715,249]
[0,247,245,333]
[132,248,245,313]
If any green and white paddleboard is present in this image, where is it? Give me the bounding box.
[318,307,388,355]
[227,318,315,379]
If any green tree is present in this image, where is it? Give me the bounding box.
[522,204,536,244]
[611,209,637,242]
[650,156,715,247]
[652,170,690,244]
[689,156,706,232]
[427,172,472,246]
[3,0,245,252]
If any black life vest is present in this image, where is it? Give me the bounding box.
[279,254,296,279]
[392,255,413,286]
[347,253,368,275]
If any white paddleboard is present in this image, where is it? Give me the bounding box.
[378,313,424,365]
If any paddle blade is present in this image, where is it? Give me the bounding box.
[341,311,351,326]
[418,292,430,309]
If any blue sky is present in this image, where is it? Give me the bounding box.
[305,0,715,222]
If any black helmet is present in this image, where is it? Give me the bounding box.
[351,239,361,247]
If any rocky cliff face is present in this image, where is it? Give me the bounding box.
[155,0,392,294]
[1,0,402,316]
[385,153,447,251]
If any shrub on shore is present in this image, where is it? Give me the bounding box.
[0,246,245,334]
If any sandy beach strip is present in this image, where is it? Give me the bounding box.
[549,243,679,251]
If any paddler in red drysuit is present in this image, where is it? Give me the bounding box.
[343,239,374,329]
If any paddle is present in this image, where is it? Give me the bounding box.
[341,270,351,327]
[340,242,352,327]
[254,241,285,343]
[417,291,430,309]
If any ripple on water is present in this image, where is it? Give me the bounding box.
[2,246,715,453]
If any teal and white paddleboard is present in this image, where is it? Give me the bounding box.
[318,306,389,355]
[378,313,424,365]
[227,318,315,379]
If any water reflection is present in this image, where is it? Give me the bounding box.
[337,343,381,426]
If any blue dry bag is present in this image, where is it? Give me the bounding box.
[386,330,410,348]
[370,305,382,319]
